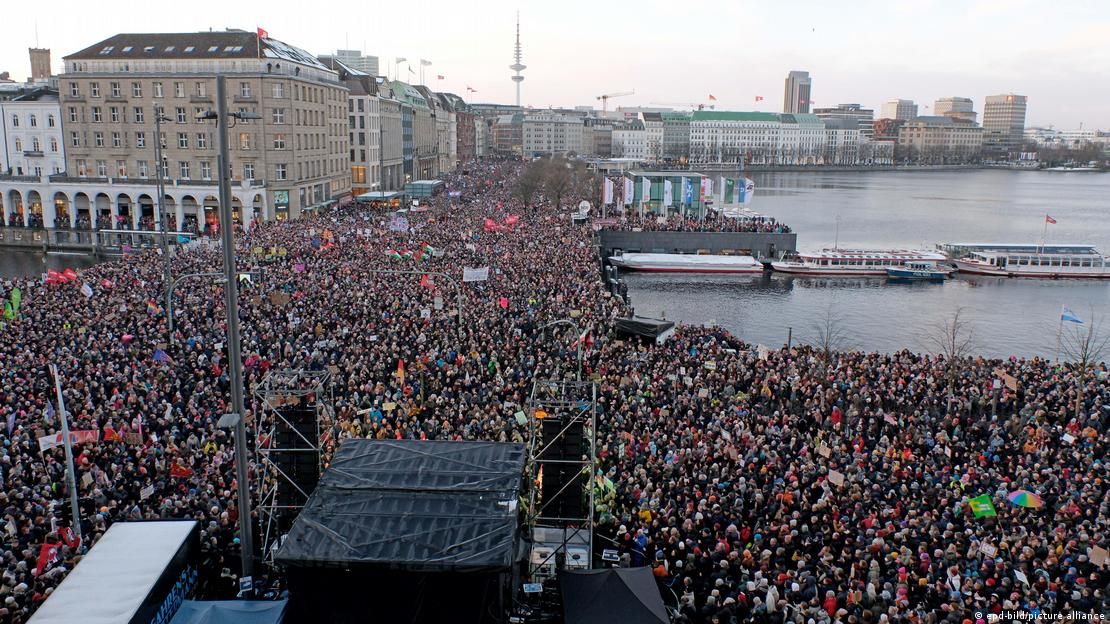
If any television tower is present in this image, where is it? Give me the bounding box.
[509,13,525,107]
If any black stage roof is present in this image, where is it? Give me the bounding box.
[275,439,526,573]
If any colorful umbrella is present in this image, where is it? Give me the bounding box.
[1006,490,1044,508]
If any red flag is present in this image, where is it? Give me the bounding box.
[420,274,434,289]
[396,359,405,385]
[35,543,59,576]
[59,526,81,550]
[169,463,194,478]
[62,268,78,282]
[257,27,269,40]
[437,75,445,80]
[1045,215,1056,224]
[466,86,476,93]
[708,94,717,101]
[498,297,509,309]
[754,96,764,102]
[103,426,121,442]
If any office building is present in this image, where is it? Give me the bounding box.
[982,94,1027,158]
[330,50,379,76]
[896,116,983,163]
[783,70,812,114]
[813,103,874,140]
[521,111,583,158]
[880,99,917,121]
[934,97,976,123]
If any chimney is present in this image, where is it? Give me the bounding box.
[29,48,51,82]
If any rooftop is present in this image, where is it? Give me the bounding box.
[64,31,330,72]
[691,111,779,122]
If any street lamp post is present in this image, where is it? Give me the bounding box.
[199,75,260,587]
[153,107,173,326]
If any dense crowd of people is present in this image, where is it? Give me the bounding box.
[0,160,1106,623]
[600,213,791,234]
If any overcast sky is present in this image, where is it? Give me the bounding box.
[4,0,1107,128]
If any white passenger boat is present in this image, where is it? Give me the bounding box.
[771,249,949,276]
[941,243,1110,279]
[608,253,764,274]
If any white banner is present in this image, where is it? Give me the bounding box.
[623,178,633,206]
[743,177,755,205]
[641,177,650,205]
[602,178,614,205]
[462,266,490,282]
[663,179,673,206]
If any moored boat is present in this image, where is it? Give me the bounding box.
[771,249,949,276]
[885,261,954,281]
[941,243,1110,279]
[608,253,763,274]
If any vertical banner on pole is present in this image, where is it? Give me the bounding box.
[623,178,633,206]
[663,179,673,207]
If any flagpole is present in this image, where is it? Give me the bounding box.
[1055,310,1063,364]
[49,364,83,547]
[1041,215,1048,254]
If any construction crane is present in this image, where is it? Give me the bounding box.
[597,90,634,112]
[650,101,716,111]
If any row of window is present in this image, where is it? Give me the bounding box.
[71,157,275,181]
[67,129,336,153]
[69,80,277,100]
[8,113,56,128]
[11,137,59,152]
[5,164,63,176]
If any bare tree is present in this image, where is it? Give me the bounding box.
[810,304,849,377]
[924,307,977,413]
[542,157,573,210]
[1060,310,1109,421]
[513,161,545,207]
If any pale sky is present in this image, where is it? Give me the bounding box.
[4,0,1108,129]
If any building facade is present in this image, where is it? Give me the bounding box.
[934,97,976,123]
[610,120,647,160]
[896,116,983,164]
[783,71,812,114]
[521,111,582,158]
[880,99,917,121]
[639,112,664,162]
[1,88,65,179]
[982,94,1027,158]
[661,112,690,162]
[822,118,861,165]
[813,103,874,140]
[54,30,350,227]
[330,50,379,76]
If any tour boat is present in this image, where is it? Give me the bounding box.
[885,261,954,281]
[770,249,949,276]
[940,243,1110,279]
[608,253,764,274]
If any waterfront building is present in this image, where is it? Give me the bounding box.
[521,111,582,158]
[895,116,983,164]
[813,103,874,140]
[47,30,350,228]
[982,94,1027,159]
[822,118,861,165]
[0,87,65,180]
[880,99,917,121]
[934,97,977,123]
[783,70,812,114]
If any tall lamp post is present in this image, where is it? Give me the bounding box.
[199,75,260,586]
[153,106,173,325]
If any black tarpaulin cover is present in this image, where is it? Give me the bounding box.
[560,568,669,624]
[275,439,526,572]
[615,316,676,340]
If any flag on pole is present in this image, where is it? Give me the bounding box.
[153,348,173,363]
[9,287,21,313]
[1045,214,1056,224]
[80,283,94,299]
[742,178,755,205]
[663,179,673,206]
[395,359,405,385]
[708,94,717,101]
[437,75,444,80]
[968,494,997,518]
[641,177,650,205]
[45,401,56,424]
[147,300,162,316]
[256,27,269,40]
[35,543,59,576]
[623,178,633,206]
[1061,306,1083,324]
[466,86,477,93]
[754,96,764,102]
